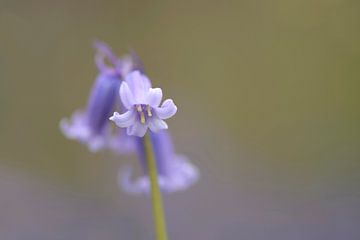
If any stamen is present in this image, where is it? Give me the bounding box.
[147,105,152,117]
[136,105,142,112]
[140,112,146,124]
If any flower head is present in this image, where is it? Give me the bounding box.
[61,41,199,196]
[120,130,199,194]
[60,72,120,152]
[110,71,177,137]
[60,42,137,153]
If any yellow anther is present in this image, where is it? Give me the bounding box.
[140,112,146,124]
[147,105,152,117]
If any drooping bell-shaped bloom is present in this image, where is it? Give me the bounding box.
[60,42,137,152]
[60,73,120,152]
[110,71,177,137]
[120,130,199,194]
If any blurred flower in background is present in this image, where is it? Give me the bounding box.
[121,130,199,194]
[60,42,137,153]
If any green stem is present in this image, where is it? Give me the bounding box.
[143,133,169,240]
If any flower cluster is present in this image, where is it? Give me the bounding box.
[60,42,198,194]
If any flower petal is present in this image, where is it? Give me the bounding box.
[93,40,118,72]
[146,88,163,107]
[160,154,199,192]
[119,167,149,195]
[125,71,151,103]
[118,155,199,195]
[109,111,136,128]
[60,111,111,152]
[119,82,135,109]
[109,130,136,155]
[148,117,168,132]
[87,136,106,152]
[155,99,177,119]
[59,112,91,140]
[127,122,148,137]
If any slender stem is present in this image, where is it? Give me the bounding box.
[143,133,169,240]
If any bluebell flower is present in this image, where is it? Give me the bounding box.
[120,130,199,194]
[109,71,177,137]
[60,42,137,153]
[61,41,199,195]
[60,74,120,152]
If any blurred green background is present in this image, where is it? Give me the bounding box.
[1,0,360,239]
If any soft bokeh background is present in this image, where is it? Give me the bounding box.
[1,0,360,239]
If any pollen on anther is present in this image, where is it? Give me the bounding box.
[146,105,152,117]
[140,112,146,124]
[136,105,142,112]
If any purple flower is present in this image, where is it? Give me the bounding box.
[60,42,136,153]
[60,72,120,152]
[120,130,199,194]
[61,41,199,195]
[109,71,177,137]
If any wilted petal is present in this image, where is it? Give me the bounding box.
[155,99,177,119]
[127,122,148,137]
[110,111,136,128]
[148,117,168,132]
[146,88,163,107]
[119,82,135,109]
